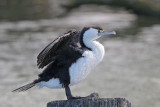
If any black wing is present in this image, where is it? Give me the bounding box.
[37,29,78,69]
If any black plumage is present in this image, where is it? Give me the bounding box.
[37,29,78,69]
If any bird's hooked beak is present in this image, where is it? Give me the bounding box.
[98,30,116,36]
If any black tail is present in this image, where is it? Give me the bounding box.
[12,81,37,92]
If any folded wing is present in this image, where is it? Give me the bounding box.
[37,29,77,69]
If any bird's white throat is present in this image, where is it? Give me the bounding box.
[82,28,105,61]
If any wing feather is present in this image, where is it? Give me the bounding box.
[37,29,77,68]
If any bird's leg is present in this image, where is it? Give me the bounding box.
[65,85,73,100]
[65,85,84,100]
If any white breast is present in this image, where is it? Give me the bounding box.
[69,41,105,85]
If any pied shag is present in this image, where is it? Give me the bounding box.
[13,26,116,99]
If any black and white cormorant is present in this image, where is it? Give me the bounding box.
[13,26,116,99]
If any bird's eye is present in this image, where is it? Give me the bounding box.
[99,30,103,33]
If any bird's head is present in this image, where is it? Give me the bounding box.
[81,26,116,42]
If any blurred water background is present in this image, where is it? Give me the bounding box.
[0,0,160,107]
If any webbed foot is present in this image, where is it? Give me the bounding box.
[68,96,85,100]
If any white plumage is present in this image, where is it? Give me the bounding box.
[69,41,105,85]
[37,78,62,88]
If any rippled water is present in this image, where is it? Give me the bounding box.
[0,5,160,107]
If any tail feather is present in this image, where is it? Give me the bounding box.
[12,82,36,92]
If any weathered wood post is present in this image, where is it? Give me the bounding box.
[47,93,131,107]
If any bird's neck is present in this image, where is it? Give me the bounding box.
[83,40,105,62]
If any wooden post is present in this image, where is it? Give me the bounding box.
[47,93,131,107]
